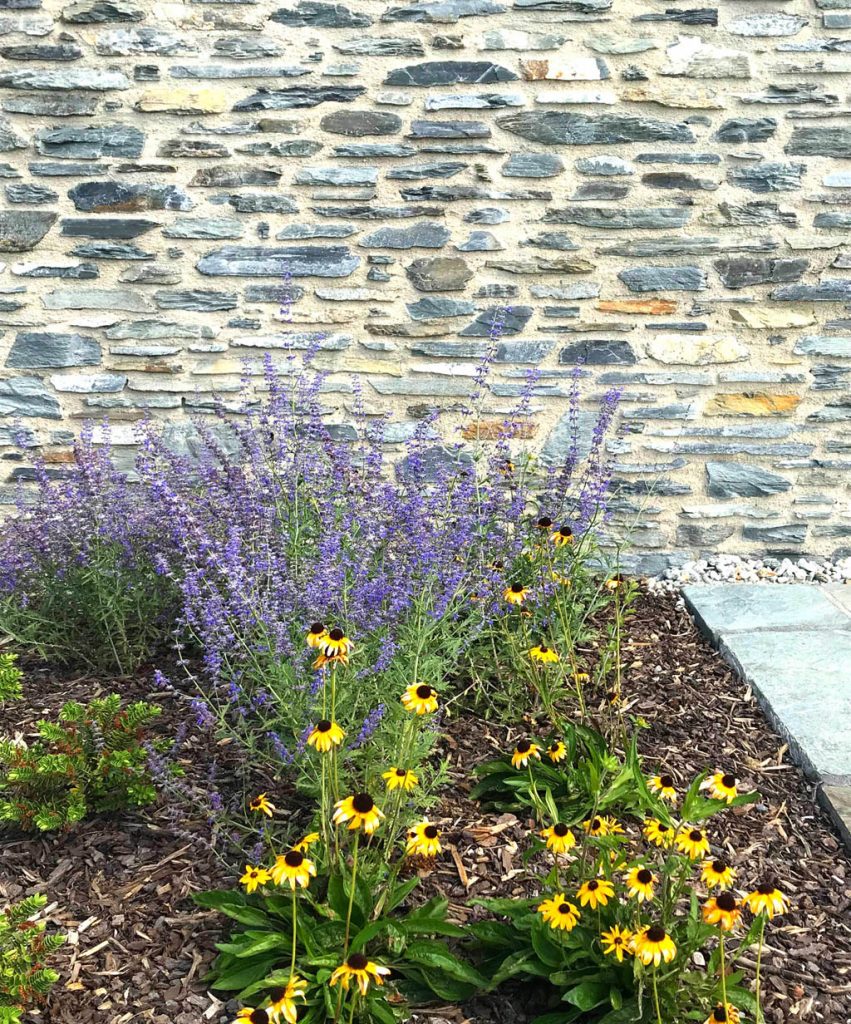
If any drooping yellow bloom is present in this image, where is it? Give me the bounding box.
[705,1003,741,1024]
[631,924,677,967]
[383,767,419,791]
[306,719,345,753]
[530,644,560,665]
[249,793,276,817]
[541,823,576,854]
[239,865,270,894]
[269,849,317,890]
[401,682,439,715]
[648,774,677,803]
[305,622,328,649]
[601,925,633,962]
[704,771,739,804]
[701,859,737,889]
[321,627,353,660]
[744,882,790,919]
[643,818,676,847]
[511,738,541,768]
[333,793,384,834]
[625,866,657,903]
[330,953,390,996]
[234,1008,269,1024]
[503,583,529,605]
[550,526,574,548]
[535,515,554,532]
[675,826,711,861]
[605,575,626,591]
[703,891,741,932]
[406,821,442,857]
[294,831,320,853]
[538,894,581,932]
[547,740,567,763]
[268,976,307,1024]
[577,878,615,910]
[602,816,624,835]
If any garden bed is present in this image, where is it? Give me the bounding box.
[3,590,848,1024]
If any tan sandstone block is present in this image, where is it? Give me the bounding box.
[135,86,229,114]
[707,393,803,416]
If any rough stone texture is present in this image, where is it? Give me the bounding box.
[0,1,848,557]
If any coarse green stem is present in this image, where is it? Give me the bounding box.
[343,832,360,954]
[291,888,298,974]
[652,967,663,1024]
[527,763,544,824]
[719,930,728,1011]
[755,915,766,1023]
[347,993,358,1024]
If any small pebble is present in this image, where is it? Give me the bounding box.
[646,555,851,593]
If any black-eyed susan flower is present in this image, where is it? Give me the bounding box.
[535,515,554,532]
[406,821,442,857]
[320,627,353,662]
[329,953,390,996]
[701,859,737,889]
[268,976,307,1024]
[705,1003,741,1024]
[602,816,624,835]
[270,848,316,890]
[333,793,384,834]
[503,583,529,605]
[550,526,574,548]
[306,719,345,753]
[541,822,576,854]
[401,682,438,715]
[305,622,328,649]
[383,767,418,791]
[605,575,625,591]
[547,739,567,763]
[631,924,677,966]
[675,825,711,860]
[234,1008,269,1024]
[601,925,633,962]
[249,793,276,817]
[744,880,790,919]
[703,891,741,932]
[704,771,739,804]
[530,644,560,665]
[582,815,608,837]
[294,831,320,853]
[643,818,675,847]
[239,865,270,894]
[511,738,541,769]
[625,866,657,903]
[538,894,580,932]
[648,774,677,803]
[577,878,615,910]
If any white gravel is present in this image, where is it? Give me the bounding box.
[646,554,851,594]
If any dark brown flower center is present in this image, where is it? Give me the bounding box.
[250,1010,269,1024]
[510,583,524,593]
[659,774,674,788]
[712,860,728,874]
[352,793,374,814]
[516,739,531,754]
[284,850,304,868]
[689,829,703,841]
[721,774,736,788]
[395,768,407,777]
[553,823,569,836]
[269,986,287,1002]
[558,527,572,538]
[712,1008,728,1023]
[717,891,737,912]
[537,516,553,529]
[757,880,777,895]
[591,818,602,831]
[637,869,653,885]
[347,952,368,970]
[538,645,550,653]
[646,925,666,943]
[309,622,325,635]
[316,719,332,732]
[416,684,433,699]
[329,628,344,641]
[424,825,439,839]
[557,903,572,915]
[614,936,623,945]
[587,880,599,891]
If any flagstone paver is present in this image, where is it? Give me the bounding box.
[683,584,851,850]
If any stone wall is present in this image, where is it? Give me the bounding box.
[1,0,851,568]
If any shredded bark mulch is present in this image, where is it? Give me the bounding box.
[1,591,848,1023]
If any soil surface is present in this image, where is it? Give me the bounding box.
[1,591,848,1024]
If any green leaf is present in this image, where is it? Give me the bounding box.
[562,980,610,1011]
[385,876,419,914]
[209,959,277,992]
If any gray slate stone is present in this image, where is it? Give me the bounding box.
[2,94,99,116]
[294,166,376,186]
[727,163,805,193]
[333,37,424,56]
[544,207,690,230]
[162,218,244,240]
[384,61,517,86]
[382,0,506,22]
[35,123,144,159]
[706,461,791,497]
[459,305,532,335]
[408,118,490,138]
[501,153,564,178]
[196,245,360,277]
[787,126,851,157]
[5,183,57,203]
[0,377,61,419]
[772,280,851,301]
[320,110,402,135]
[456,230,502,251]
[559,340,636,364]
[387,161,467,180]
[406,255,472,290]
[7,331,101,368]
[271,1,371,26]
[619,266,707,291]
[713,256,807,288]
[406,297,475,320]
[714,117,777,143]
[95,27,196,55]
[360,223,450,248]
[190,165,281,187]
[154,289,238,311]
[60,217,157,238]
[497,111,694,145]
[61,1,143,22]
[233,86,365,111]
[0,210,56,252]
[0,67,129,89]
[43,287,153,311]
[68,181,193,212]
